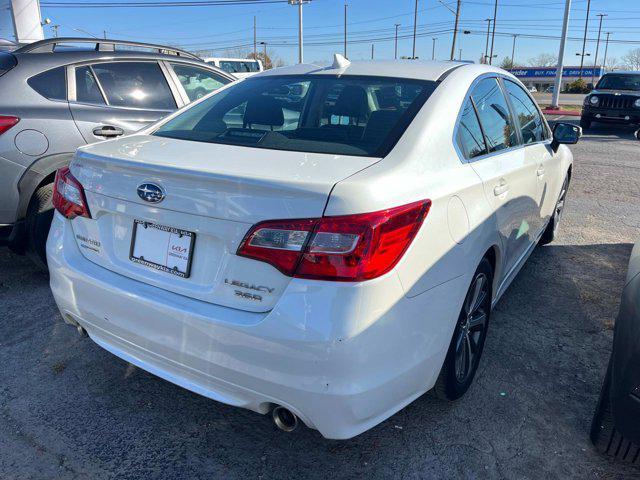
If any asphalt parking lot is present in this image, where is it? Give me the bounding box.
[1,121,639,479]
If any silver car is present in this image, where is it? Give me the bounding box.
[0,37,234,267]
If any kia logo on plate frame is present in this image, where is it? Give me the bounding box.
[137,183,165,203]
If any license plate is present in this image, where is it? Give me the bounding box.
[129,220,195,278]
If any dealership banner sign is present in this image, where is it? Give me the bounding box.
[509,67,605,78]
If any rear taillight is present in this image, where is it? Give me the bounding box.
[52,167,91,219]
[237,200,431,282]
[0,115,19,135]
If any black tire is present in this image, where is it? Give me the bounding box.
[25,183,54,270]
[539,175,569,246]
[590,361,640,463]
[580,116,592,130]
[434,257,493,401]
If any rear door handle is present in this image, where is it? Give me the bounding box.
[493,180,509,196]
[93,126,124,138]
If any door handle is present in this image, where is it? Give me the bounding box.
[493,179,509,196]
[536,166,546,178]
[93,126,124,138]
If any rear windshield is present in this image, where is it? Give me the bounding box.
[154,75,437,157]
[596,74,640,91]
[0,52,17,77]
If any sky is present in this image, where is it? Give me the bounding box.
[3,0,640,68]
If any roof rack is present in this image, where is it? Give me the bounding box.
[14,37,200,60]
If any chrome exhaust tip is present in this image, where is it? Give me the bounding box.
[272,406,298,432]
[77,325,87,337]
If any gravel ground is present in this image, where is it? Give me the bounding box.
[1,122,639,479]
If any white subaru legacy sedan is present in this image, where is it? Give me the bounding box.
[47,57,579,439]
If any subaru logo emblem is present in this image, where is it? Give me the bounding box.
[137,183,165,203]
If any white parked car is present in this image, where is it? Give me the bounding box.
[47,56,580,439]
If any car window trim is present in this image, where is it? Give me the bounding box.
[453,72,552,165]
[27,66,68,102]
[164,61,232,106]
[455,96,489,160]
[160,60,189,107]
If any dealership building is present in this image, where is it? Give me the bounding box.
[508,66,605,92]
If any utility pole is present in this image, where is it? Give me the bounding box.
[412,0,418,59]
[483,18,492,64]
[432,37,437,60]
[253,16,257,59]
[459,48,462,60]
[489,0,498,65]
[579,0,592,79]
[394,23,401,59]
[103,30,107,39]
[371,43,374,60]
[510,34,517,66]
[449,0,462,61]
[344,3,348,58]
[603,32,611,70]
[551,0,571,109]
[288,0,305,64]
[591,13,607,85]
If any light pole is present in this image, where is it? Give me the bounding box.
[489,0,498,65]
[344,3,348,58]
[579,0,592,79]
[449,0,461,61]
[591,13,607,85]
[259,41,268,68]
[603,32,611,70]
[484,19,492,64]
[551,0,571,108]
[432,37,437,60]
[394,23,401,59]
[371,43,374,60]
[510,34,518,66]
[459,48,462,61]
[253,16,257,59]
[288,0,307,64]
[412,0,418,59]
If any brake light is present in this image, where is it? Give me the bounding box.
[52,167,91,219]
[0,116,19,135]
[237,200,431,282]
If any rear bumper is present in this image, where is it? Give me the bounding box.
[47,214,467,439]
[610,272,640,444]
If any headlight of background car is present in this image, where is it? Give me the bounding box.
[634,98,640,108]
[589,96,599,105]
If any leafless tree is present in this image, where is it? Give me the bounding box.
[528,53,557,67]
[622,48,640,71]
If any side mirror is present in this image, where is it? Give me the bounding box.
[551,122,582,152]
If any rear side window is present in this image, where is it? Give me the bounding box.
[170,63,230,102]
[90,62,176,110]
[0,52,17,77]
[75,66,105,105]
[28,67,66,101]
[457,100,487,159]
[503,80,548,144]
[471,78,518,153]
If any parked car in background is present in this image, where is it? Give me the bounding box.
[204,57,263,79]
[47,56,579,439]
[0,38,234,267]
[581,71,640,130]
[591,234,640,464]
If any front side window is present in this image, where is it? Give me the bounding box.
[219,60,260,73]
[171,63,230,102]
[90,62,176,110]
[471,77,518,153]
[504,80,548,144]
[457,100,487,159]
[28,67,66,101]
[154,75,436,157]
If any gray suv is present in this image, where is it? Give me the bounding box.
[0,38,234,267]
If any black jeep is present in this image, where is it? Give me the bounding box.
[581,72,640,129]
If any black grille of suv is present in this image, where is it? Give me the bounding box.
[598,95,635,109]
